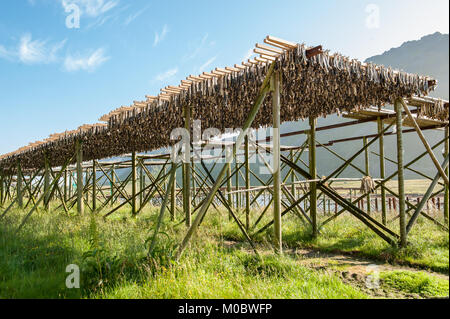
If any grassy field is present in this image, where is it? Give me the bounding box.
[0,202,448,299]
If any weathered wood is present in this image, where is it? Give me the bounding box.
[395,99,407,248]
[16,155,74,233]
[132,151,137,216]
[272,71,282,253]
[44,155,50,210]
[400,98,449,186]
[76,140,84,215]
[377,117,387,224]
[445,126,449,225]
[17,160,23,208]
[148,163,178,254]
[171,162,177,221]
[309,117,318,238]
[176,61,276,260]
[245,135,251,231]
[363,137,371,214]
[406,155,449,234]
[92,160,97,211]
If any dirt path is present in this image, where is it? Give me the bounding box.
[223,240,449,299]
[291,248,448,299]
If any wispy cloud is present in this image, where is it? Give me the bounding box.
[198,56,217,73]
[124,5,150,26]
[0,45,15,61]
[0,34,66,64]
[153,24,169,47]
[183,33,211,61]
[242,48,254,62]
[155,67,178,82]
[61,0,119,18]
[64,48,109,72]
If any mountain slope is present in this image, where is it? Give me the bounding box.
[366,32,449,100]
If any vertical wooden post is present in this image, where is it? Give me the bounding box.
[92,160,97,211]
[68,170,73,199]
[395,99,406,247]
[309,117,318,238]
[83,168,89,205]
[17,160,23,208]
[64,169,68,203]
[363,136,371,214]
[0,170,4,206]
[245,135,250,231]
[444,125,449,225]
[192,160,196,207]
[235,157,240,210]
[110,164,115,206]
[170,162,177,221]
[378,117,387,225]
[183,104,191,227]
[132,151,137,216]
[227,162,232,221]
[290,150,296,200]
[140,161,144,207]
[44,155,50,210]
[76,140,84,215]
[272,72,282,253]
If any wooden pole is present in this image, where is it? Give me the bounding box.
[227,162,232,220]
[0,170,4,207]
[170,162,176,221]
[192,160,196,207]
[272,71,282,253]
[395,99,407,247]
[378,117,387,224]
[235,156,240,210]
[132,151,137,216]
[17,160,23,208]
[184,104,192,227]
[407,154,449,234]
[44,155,50,210]
[76,140,84,215]
[68,170,72,200]
[290,150,296,200]
[245,135,251,231]
[176,62,275,260]
[148,163,178,254]
[140,161,144,207]
[445,126,449,226]
[63,169,68,203]
[309,118,318,238]
[400,99,449,186]
[110,164,115,206]
[363,136,371,214]
[92,160,97,211]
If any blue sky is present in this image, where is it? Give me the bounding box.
[0,0,449,155]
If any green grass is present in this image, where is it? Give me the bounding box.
[380,271,449,298]
[224,209,449,273]
[0,204,367,299]
[0,200,448,299]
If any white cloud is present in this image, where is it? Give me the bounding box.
[198,56,217,73]
[61,0,119,18]
[124,5,149,26]
[64,48,109,72]
[0,34,66,64]
[153,24,169,47]
[19,34,66,64]
[155,67,178,82]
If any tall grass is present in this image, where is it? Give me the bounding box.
[0,204,368,299]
